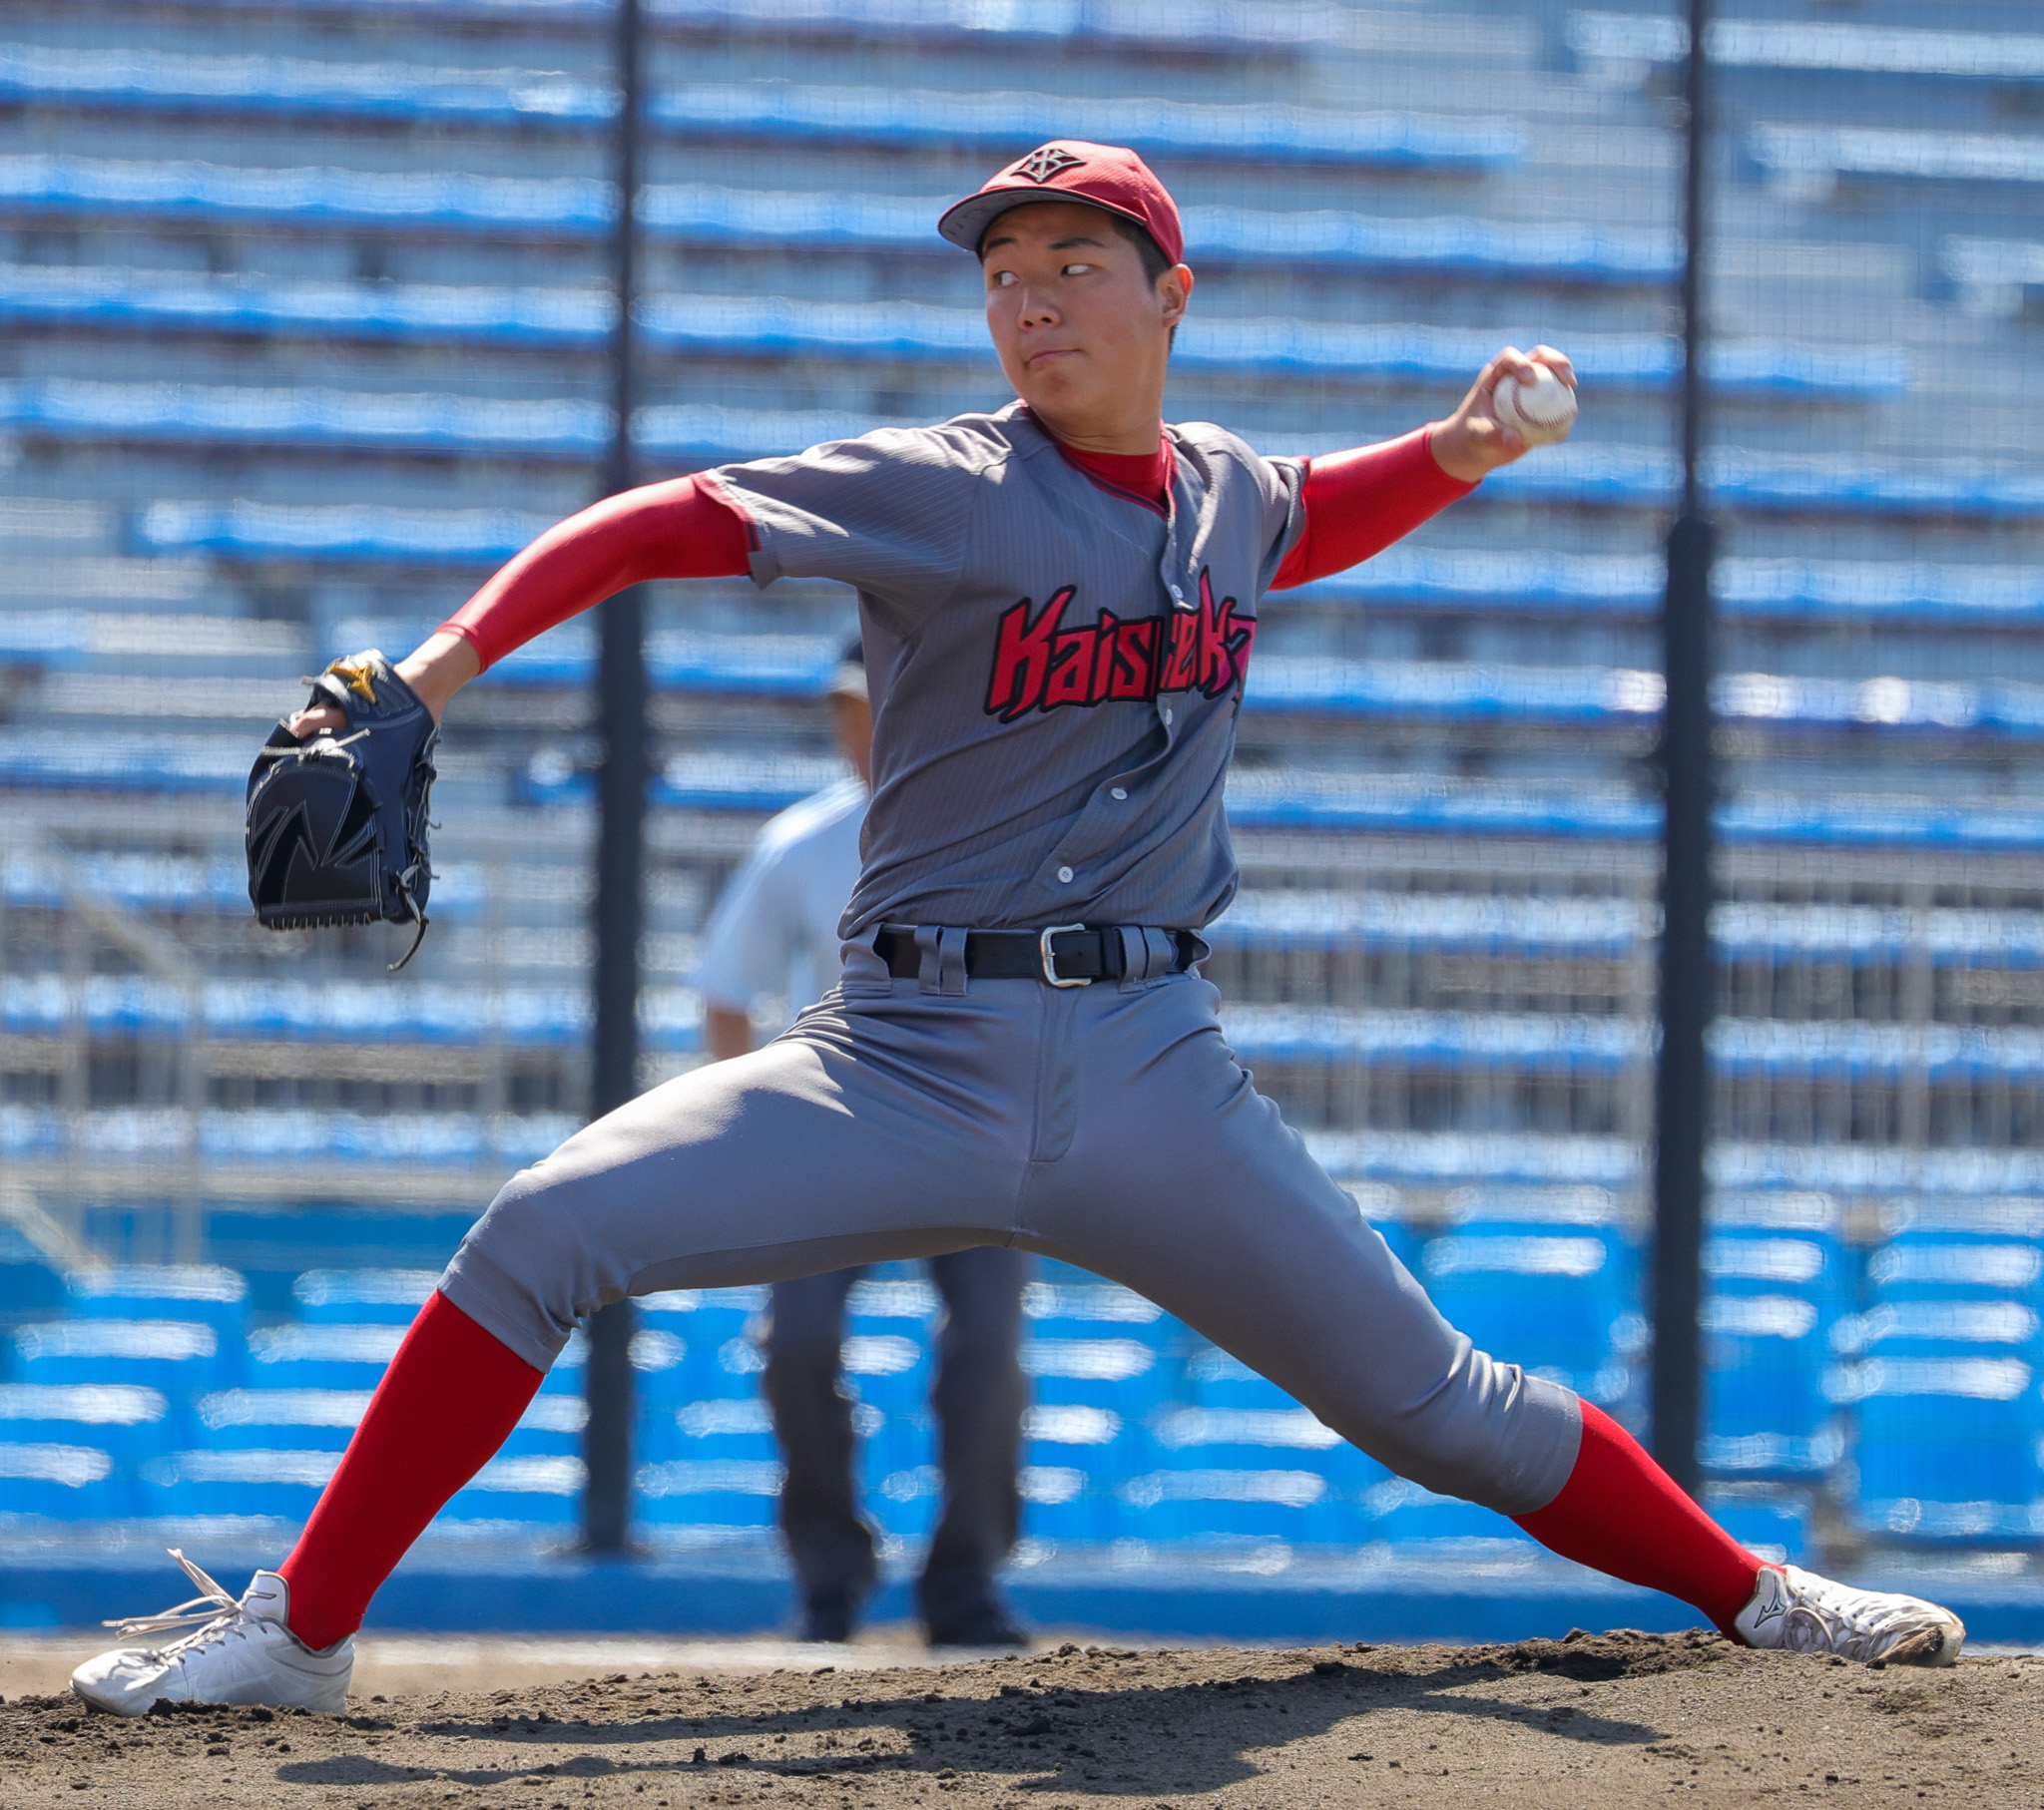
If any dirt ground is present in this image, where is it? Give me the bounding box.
[3,1627,2037,1808]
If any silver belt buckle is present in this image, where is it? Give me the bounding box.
[1039,922,1092,988]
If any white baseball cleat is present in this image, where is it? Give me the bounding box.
[71,1549,353,1717]
[1734,1563,1963,1666]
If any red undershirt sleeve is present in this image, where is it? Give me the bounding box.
[1270,425,1477,592]
[437,474,754,672]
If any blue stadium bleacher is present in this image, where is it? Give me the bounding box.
[0,158,1678,284]
[634,1285,784,1532]
[0,49,1522,168]
[26,730,2044,859]
[1841,1203,2044,1543]
[108,515,2044,635]
[597,0,1358,53]
[0,266,1904,395]
[1701,1194,1847,1481]
[23,979,2044,1099]
[1216,894,2044,972]
[1570,13,2044,85]
[14,1315,232,1395]
[117,541,2044,642]
[0,1383,161,1520]
[4,1267,255,1521]
[14,383,2034,517]
[1023,1273,1173,1545]
[260,622,2044,742]
[1943,236,2044,319]
[0,1105,581,1169]
[1751,128,2044,196]
[0,1228,66,1326]
[68,0,1358,54]
[16,855,2044,984]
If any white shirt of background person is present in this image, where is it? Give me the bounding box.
[694,653,872,1061]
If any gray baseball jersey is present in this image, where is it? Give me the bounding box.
[701,401,1302,938]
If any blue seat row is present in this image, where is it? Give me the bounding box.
[1221,770,2044,852]
[14,1120,2044,1202]
[1216,894,2044,970]
[18,850,2044,976]
[0,1239,1658,1546]
[0,1105,582,1169]
[282,625,2040,742]
[32,974,2044,1086]
[1570,12,2044,85]
[126,506,2043,630]
[0,381,2024,518]
[0,975,695,1050]
[7,977,2042,1103]
[16,729,2044,855]
[14,1211,2044,1552]
[113,0,1357,55]
[1255,662,2044,736]
[0,158,1681,284]
[1700,1203,1853,1482]
[1751,125,2044,193]
[1835,1205,2044,1538]
[0,49,1523,169]
[1226,1010,2044,1086]
[0,268,1900,394]
[13,605,2044,740]
[632,0,1353,51]
[1299,550,2044,628]
[1941,236,2044,315]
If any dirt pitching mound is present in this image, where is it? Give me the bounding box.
[6,1627,2032,1808]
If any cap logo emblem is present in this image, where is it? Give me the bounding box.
[1012,144,1084,184]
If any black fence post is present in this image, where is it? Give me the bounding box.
[583,0,645,1557]
[1652,0,1716,1500]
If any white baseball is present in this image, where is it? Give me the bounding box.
[1491,364,1578,445]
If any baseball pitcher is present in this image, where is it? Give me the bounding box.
[81,142,1961,1714]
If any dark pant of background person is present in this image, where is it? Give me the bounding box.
[763,1246,1028,1645]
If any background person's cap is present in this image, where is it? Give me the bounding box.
[825,635,867,702]
[937,141,1184,266]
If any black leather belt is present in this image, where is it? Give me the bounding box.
[874,924,1199,988]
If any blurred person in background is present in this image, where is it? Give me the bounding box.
[694,642,1030,1649]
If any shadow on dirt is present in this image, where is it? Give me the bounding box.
[275,1630,1700,1796]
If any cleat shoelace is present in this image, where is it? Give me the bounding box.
[1776,1571,1940,1662]
[103,1548,248,1648]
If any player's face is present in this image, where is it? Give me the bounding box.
[979,202,1190,442]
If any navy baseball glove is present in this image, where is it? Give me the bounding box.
[246,651,439,970]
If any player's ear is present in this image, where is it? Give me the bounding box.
[1158,263,1194,328]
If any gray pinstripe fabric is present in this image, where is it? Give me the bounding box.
[702,402,1303,938]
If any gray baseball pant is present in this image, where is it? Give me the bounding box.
[765,1248,1027,1632]
[440,939,1582,1518]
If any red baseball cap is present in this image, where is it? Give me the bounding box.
[937,141,1185,266]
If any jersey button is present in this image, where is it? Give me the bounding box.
[1056,866,1074,884]
[1110,787,1128,800]
[1169,584,1184,603]
[1161,705,1174,725]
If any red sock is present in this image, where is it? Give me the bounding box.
[1512,1400,1769,1636]
[278,1291,543,1651]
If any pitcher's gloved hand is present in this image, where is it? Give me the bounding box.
[246,650,439,971]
